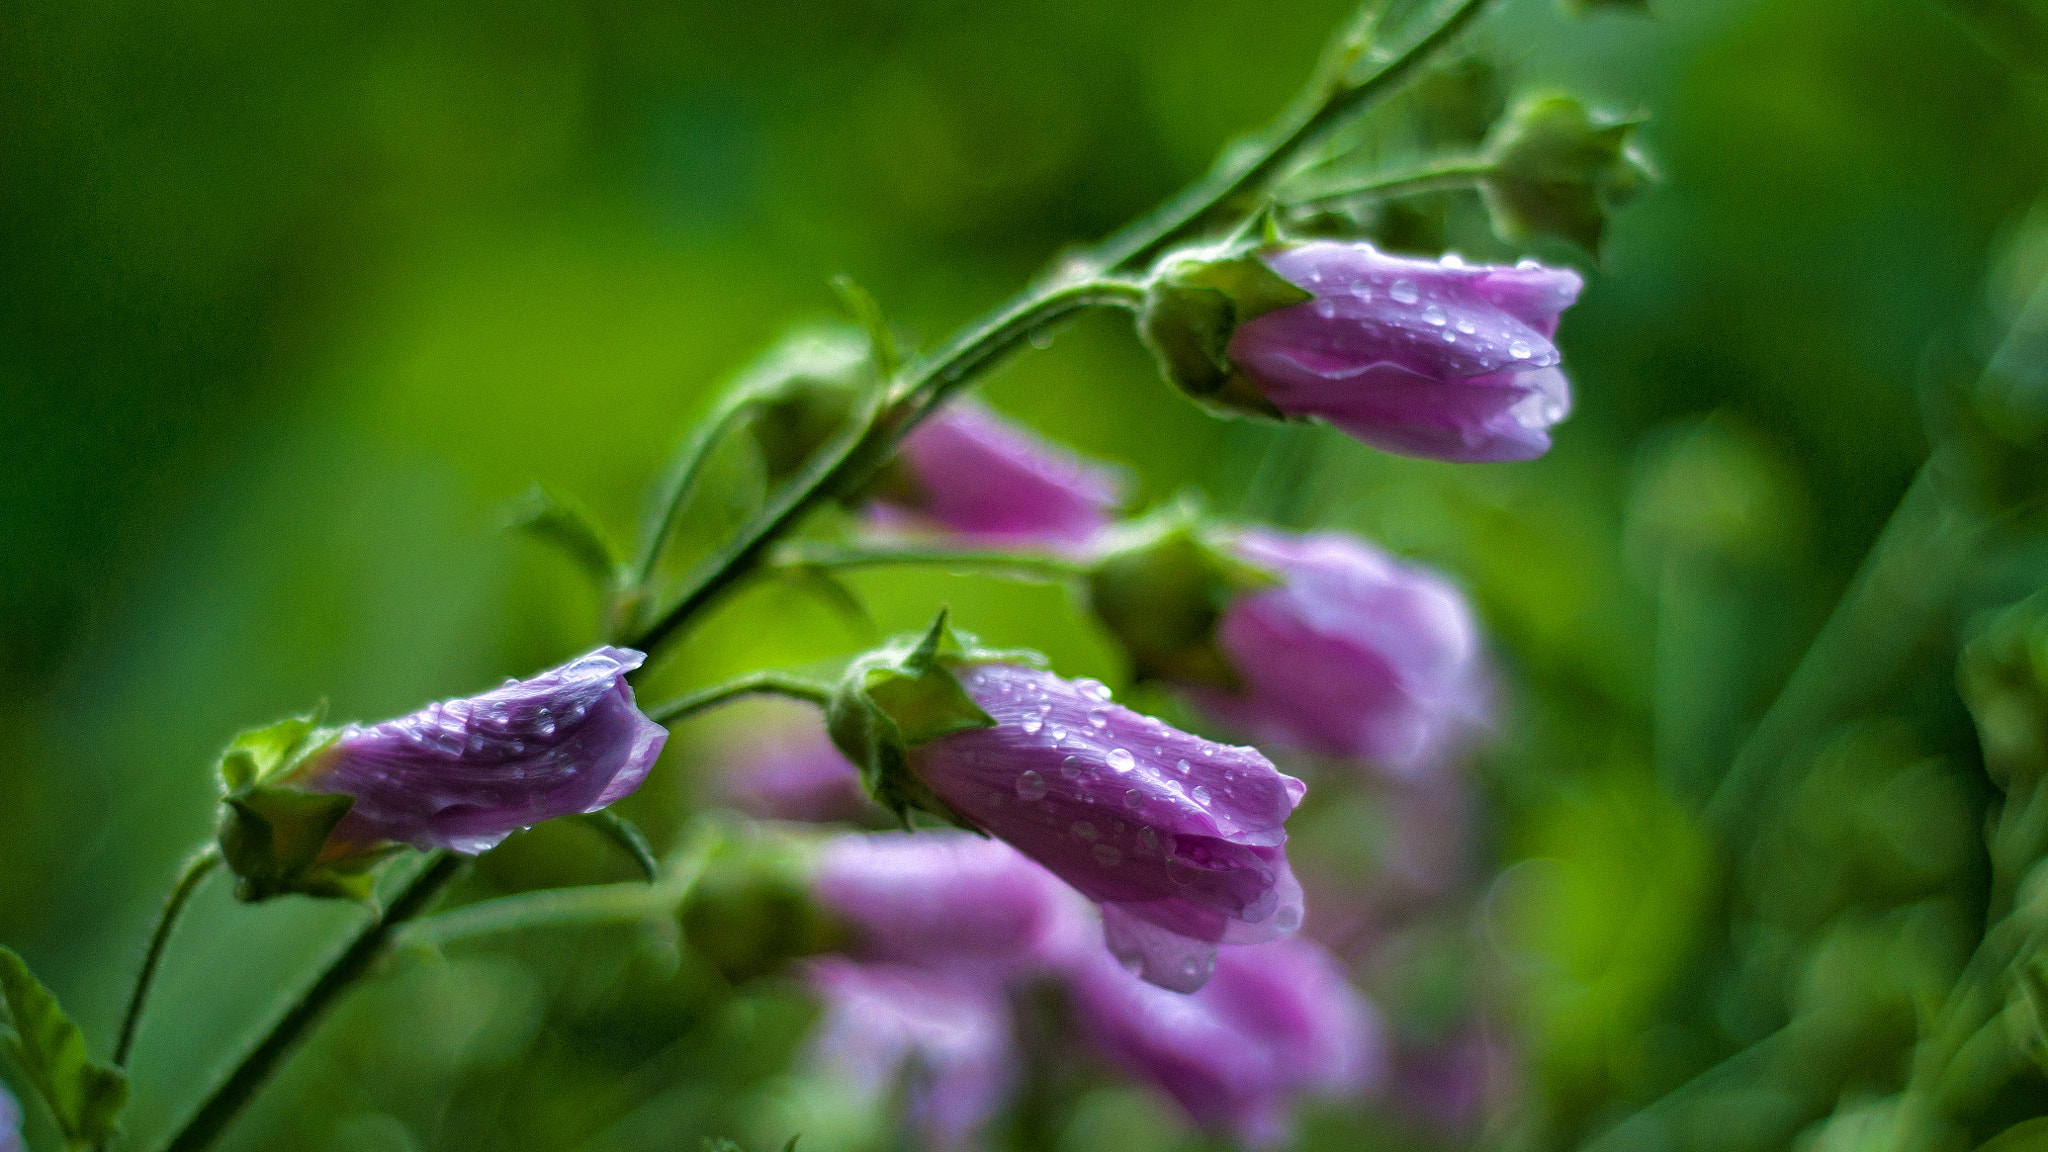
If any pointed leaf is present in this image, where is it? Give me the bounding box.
[829,274,901,379]
[217,705,332,792]
[509,483,623,590]
[0,947,128,1150]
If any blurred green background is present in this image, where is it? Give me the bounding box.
[5,0,2048,1148]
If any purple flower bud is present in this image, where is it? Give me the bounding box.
[710,700,876,824]
[872,400,1124,545]
[1069,936,1384,1145]
[814,831,1091,975]
[300,647,667,854]
[1228,243,1581,461]
[806,958,1015,1150]
[907,664,1307,992]
[1193,529,1489,772]
[1390,1026,1515,1135]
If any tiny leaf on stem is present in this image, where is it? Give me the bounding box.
[508,483,624,591]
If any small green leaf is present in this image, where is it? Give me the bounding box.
[578,810,660,884]
[829,274,901,380]
[0,946,128,1151]
[217,705,333,792]
[508,483,623,590]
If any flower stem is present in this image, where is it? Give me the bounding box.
[771,543,1089,582]
[112,846,222,1072]
[631,393,761,593]
[1089,0,1494,273]
[645,670,833,725]
[158,851,465,1152]
[1285,157,1495,208]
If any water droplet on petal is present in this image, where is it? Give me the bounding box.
[1191,785,1212,805]
[1421,304,1447,326]
[1508,339,1533,359]
[1016,771,1048,801]
[1455,317,1478,334]
[1106,748,1135,773]
[1313,298,1337,318]
[1092,843,1122,866]
[1138,827,1161,855]
[1070,820,1097,841]
[1060,755,1085,780]
[1389,279,1419,304]
[1175,759,1190,775]
[1124,789,1144,811]
[1020,716,1043,735]
[1087,709,1108,729]
[1517,257,1541,270]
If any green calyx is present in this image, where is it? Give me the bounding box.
[1083,502,1279,688]
[1138,239,1312,421]
[1961,591,2048,794]
[738,323,874,488]
[825,610,1043,829]
[213,708,393,902]
[1478,94,1653,256]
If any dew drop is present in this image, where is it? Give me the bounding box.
[1016,771,1048,801]
[1440,251,1466,268]
[1389,279,1419,305]
[1517,257,1542,270]
[1080,679,1113,702]
[1508,339,1533,359]
[1028,328,1055,350]
[1420,303,1447,326]
[1087,709,1108,729]
[1048,726,1067,741]
[1060,755,1086,780]
[1455,317,1478,334]
[1175,759,1191,775]
[1124,789,1144,811]
[1106,748,1135,773]
[1313,298,1337,318]
[1138,827,1161,855]
[1202,748,1215,757]
[1070,820,1098,841]
[1020,716,1043,735]
[1191,785,1212,805]
[1092,843,1122,867]
[1443,331,1457,342]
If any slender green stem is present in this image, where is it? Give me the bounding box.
[112,846,222,1070]
[1090,0,1493,273]
[396,832,713,951]
[1286,157,1494,208]
[645,670,832,725]
[159,852,465,1152]
[772,543,1089,582]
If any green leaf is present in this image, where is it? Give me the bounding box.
[218,786,388,902]
[1478,94,1654,256]
[863,610,995,746]
[508,482,623,590]
[0,946,128,1150]
[217,704,334,792]
[1978,1117,2048,1152]
[578,810,660,884]
[829,274,901,380]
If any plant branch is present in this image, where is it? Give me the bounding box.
[772,543,1089,582]
[1286,157,1494,208]
[158,852,465,1152]
[645,671,833,725]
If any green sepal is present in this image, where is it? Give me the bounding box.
[1960,590,2048,795]
[508,482,625,591]
[736,324,873,489]
[217,786,393,902]
[0,945,128,1151]
[216,705,338,793]
[1478,94,1654,256]
[1138,242,1312,420]
[829,274,901,380]
[1084,501,1280,688]
[825,610,1034,829]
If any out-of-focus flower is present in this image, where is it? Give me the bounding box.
[0,1082,19,1152]
[217,647,666,899]
[1068,936,1383,1145]
[814,831,1090,975]
[1388,1025,1514,1136]
[806,959,1016,1151]
[1199,529,1488,771]
[868,400,1125,545]
[710,700,875,824]
[1141,240,1582,462]
[1089,517,1488,774]
[826,619,1307,991]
